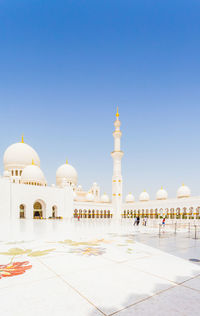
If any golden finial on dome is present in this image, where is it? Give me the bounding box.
[32,159,34,165]
[161,186,163,190]
[66,159,68,164]
[182,183,185,186]
[21,134,24,143]
[116,106,119,119]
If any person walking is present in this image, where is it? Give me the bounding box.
[162,217,165,227]
[144,216,147,226]
[137,216,140,226]
[134,216,137,226]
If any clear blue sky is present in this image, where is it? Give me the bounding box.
[0,0,200,199]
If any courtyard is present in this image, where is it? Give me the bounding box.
[0,219,200,315]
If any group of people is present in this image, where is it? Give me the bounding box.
[134,216,147,226]
[133,216,166,227]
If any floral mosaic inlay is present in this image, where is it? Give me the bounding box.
[69,247,106,256]
[0,261,32,279]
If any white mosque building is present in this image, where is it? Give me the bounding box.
[0,109,200,221]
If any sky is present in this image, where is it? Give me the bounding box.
[0,0,200,200]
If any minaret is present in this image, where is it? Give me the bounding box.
[111,107,124,218]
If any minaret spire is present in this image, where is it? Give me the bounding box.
[116,106,119,120]
[111,107,124,218]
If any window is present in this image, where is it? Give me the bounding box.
[15,170,18,176]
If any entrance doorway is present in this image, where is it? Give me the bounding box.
[19,204,25,218]
[33,201,45,219]
[52,206,57,218]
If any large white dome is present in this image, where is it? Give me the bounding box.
[125,193,135,203]
[177,184,191,199]
[21,164,46,186]
[156,187,168,200]
[101,193,110,203]
[56,162,78,187]
[4,141,40,170]
[139,191,150,202]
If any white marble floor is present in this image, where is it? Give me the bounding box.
[0,219,200,315]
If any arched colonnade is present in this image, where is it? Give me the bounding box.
[74,209,112,219]
[122,206,200,220]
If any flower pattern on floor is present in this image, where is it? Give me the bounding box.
[69,247,106,256]
[57,238,112,247]
[0,261,32,279]
[0,248,55,257]
[0,235,138,280]
[0,247,56,279]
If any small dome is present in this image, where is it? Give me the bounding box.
[56,162,78,187]
[139,190,150,202]
[21,164,46,186]
[101,193,110,203]
[156,187,168,200]
[125,193,135,203]
[77,185,82,191]
[86,192,94,202]
[177,184,191,198]
[4,141,40,170]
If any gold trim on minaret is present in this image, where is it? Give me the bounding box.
[116,106,119,119]
[32,159,34,165]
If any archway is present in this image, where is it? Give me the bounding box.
[33,200,46,219]
[19,204,26,219]
[183,207,187,219]
[196,207,200,219]
[159,208,163,218]
[189,207,194,219]
[52,205,58,218]
[170,208,174,219]
[74,209,78,218]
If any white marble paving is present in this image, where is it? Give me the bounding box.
[0,277,103,316]
[114,285,200,316]
[183,275,200,291]
[0,256,55,289]
[0,219,200,315]
[59,262,174,315]
[127,251,200,284]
